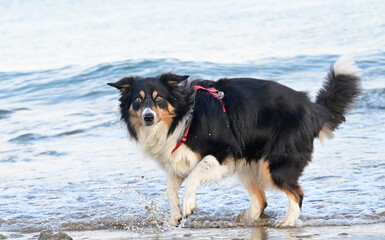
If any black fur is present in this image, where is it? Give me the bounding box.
[159,73,195,135]
[316,65,361,131]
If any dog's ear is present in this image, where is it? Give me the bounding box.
[160,73,189,87]
[107,77,136,91]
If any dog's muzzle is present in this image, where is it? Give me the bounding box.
[143,113,155,124]
[142,108,156,126]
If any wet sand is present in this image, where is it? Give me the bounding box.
[5,223,383,239]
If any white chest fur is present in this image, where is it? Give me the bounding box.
[137,117,199,178]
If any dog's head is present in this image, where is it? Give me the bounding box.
[108,73,192,138]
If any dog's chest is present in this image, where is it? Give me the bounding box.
[137,121,199,178]
[167,144,200,178]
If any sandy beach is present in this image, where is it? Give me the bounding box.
[2,223,382,239]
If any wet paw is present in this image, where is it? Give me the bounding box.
[168,214,182,227]
[182,192,196,218]
[275,218,297,228]
[236,209,261,222]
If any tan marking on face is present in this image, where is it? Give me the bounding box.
[139,90,145,98]
[151,102,176,128]
[167,103,175,113]
[129,105,143,133]
[152,91,158,99]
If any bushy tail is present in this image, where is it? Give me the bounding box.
[316,56,361,139]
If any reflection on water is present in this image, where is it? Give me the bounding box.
[251,227,267,240]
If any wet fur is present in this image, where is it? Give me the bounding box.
[108,57,361,226]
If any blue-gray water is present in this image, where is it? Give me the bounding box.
[0,0,385,238]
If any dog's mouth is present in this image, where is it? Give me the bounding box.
[143,119,157,126]
[141,108,158,126]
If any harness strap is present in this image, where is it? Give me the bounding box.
[171,85,229,154]
[171,115,192,153]
[193,86,226,112]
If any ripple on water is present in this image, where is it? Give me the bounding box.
[55,129,85,137]
[7,130,86,145]
[8,133,46,143]
[0,109,13,119]
[0,156,18,162]
[37,151,67,156]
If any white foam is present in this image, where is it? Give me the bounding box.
[333,56,361,76]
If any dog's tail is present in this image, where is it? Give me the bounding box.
[316,56,361,141]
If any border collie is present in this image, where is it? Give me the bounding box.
[108,57,361,227]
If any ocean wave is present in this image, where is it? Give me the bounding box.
[356,88,385,109]
[1,56,383,110]
[0,109,12,119]
[8,133,45,143]
[8,130,85,144]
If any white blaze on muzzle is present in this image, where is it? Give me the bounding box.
[142,107,156,126]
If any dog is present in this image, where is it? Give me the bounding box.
[108,57,361,227]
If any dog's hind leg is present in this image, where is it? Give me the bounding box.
[167,175,184,226]
[237,164,267,222]
[275,185,303,227]
[253,158,304,227]
[182,155,235,218]
[266,158,304,227]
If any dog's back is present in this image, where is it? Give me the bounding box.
[190,78,325,163]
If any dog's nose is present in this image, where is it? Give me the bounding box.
[143,113,155,123]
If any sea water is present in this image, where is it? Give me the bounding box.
[0,0,384,238]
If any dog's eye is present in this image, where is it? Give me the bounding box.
[155,96,163,102]
[135,98,142,103]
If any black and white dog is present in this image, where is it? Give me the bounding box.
[108,57,360,227]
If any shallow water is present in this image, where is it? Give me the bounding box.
[1,0,385,238]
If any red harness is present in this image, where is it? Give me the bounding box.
[171,85,227,154]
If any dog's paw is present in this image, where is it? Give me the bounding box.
[168,214,182,227]
[182,192,196,218]
[275,218,297,228]
[236,209,261,222]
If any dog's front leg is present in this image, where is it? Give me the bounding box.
[167,175,184,226]
[183,155,235,218]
